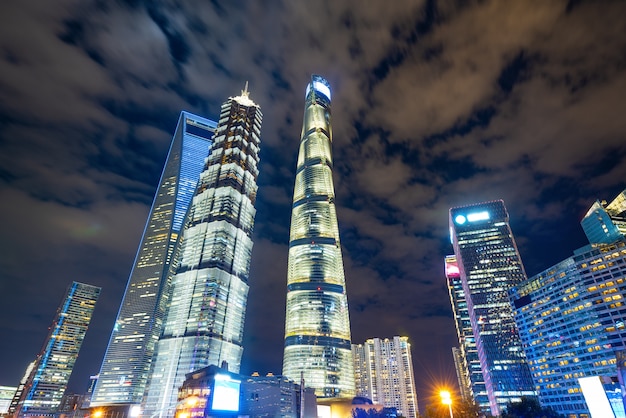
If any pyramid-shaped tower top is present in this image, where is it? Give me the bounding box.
[232,81,259,108]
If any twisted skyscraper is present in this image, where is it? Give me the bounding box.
[143,86,262,417]
[282,75,355,398]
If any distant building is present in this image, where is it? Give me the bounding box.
[7,362,35,416]
[143,86,262,417]
[511,238,626,416]
[352,336,419,418]
[581,189,626,244]
[282,75,355,399]
[0,386,17,414]
[173,365,317,418]
[91,112,217,408]
[445,255,487,409]
[11,282,100,416]
[449,201,535,415]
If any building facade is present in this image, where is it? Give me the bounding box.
[510,191,626,418]
[142,87,262,417]
[445,255,488,409]
[282,75,355,399]
[581,189,626,245]
[449,201,535,415]
[11,282,100,416]
[511,240,626,416]
[352,337,419,418]
[91,112,216,407]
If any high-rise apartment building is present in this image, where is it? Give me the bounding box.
[449,201,535,415]
[445,255,488,409]
[142,86,262,417]
[282,75,355,399]
[11,282,100,416]
[352,337,419,418]
[91,112,216,407]
[581,189,626,244]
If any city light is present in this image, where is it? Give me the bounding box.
[440,391,453,418]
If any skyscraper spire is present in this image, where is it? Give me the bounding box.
[282,75,355,398]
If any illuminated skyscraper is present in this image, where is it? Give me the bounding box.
[12,282,100,416]
[449,201,535,415]
[143,86,262,417]
[352,337,419,418]
[445,255,488,410]
[91,112,216,407]
[282,75,355,398]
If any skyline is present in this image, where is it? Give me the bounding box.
[1,0,626,407]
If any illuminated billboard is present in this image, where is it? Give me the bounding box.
[210,375,240,412]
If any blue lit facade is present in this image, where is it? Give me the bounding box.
[449,201,535,415]
[282,75,355,398]
[143,87,262,417]
[445,255,488,410]
[581,189,626,245]
[15,282,100,416]
[92,112,216,407]
[511,240,626,416]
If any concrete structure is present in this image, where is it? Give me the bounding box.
[282,75,355,398]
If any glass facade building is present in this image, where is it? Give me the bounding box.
[449,201,535,415]
[509,191,626,417]
[282,75,355,398]
[91,112,216,407]
[142,87,262,417]
[581,189,626,245]
[12,282,100,416]
[445,255,487,409]
[352,336,419,418]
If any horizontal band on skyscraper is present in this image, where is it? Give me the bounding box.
[287,282,345,293]
[296,158,333,174]
[292,194,333,208]
[302,127,331,140]
[284,335,351,350]
[289,237,337,247]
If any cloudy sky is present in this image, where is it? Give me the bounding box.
[1,0,625,407]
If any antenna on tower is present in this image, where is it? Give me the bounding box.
[242,81,249,97]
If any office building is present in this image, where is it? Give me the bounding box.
[282,75,355,398]
[91,112,216,407]
[11,282,100,416]
[581,189,626,244]
[449,201,535,415]
[352,337,419,418]
[445,255,488,409]
[511,230,626,414]
[142,86,262,417]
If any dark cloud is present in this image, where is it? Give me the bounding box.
[1,0,625,408]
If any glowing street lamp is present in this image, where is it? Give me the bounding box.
[440,390,453,418]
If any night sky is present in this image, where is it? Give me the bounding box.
[1,0,625,409]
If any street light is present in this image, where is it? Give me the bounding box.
[440,390,453,418]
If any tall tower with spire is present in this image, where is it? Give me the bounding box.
[142,85,262,417]
[282,75,355,398]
